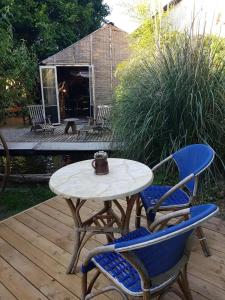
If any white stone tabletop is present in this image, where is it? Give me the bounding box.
[49,158,153,201]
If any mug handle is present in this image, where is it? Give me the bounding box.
[92,160,96,169]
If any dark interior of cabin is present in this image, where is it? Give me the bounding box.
[57,66,90,119]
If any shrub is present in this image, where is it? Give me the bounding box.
[113,29,225,169]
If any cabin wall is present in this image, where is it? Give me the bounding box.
[42,25,130,114]
[92,27,112,107]
[42,36,92,65]
[91,26,130,107]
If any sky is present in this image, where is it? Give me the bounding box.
[103,0,139,33]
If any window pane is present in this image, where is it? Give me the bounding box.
[42,68,55,87]
[43,87,57,105]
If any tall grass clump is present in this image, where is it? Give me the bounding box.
[113,29,225,168]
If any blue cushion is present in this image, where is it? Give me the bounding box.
[140,185,190,210]
[93,252,142,293]
[91,227,149,294]
[89,227,192,294]
[82,227,150,274]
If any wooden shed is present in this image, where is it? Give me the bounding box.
[40,23,130,124]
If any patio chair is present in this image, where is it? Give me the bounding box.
[84,105,112,133]
[81,204,218,300]
[27,105,55,133]
[136,144,215,257]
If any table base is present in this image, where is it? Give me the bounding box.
[65,195,137,274]
[64,121,78,134]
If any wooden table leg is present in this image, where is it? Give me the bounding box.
[70,121,77,134]
[113,194,138,235]
[65,198,85,274]
[65,196,137,274]
[64,121,77,134]
[65,198,119,273]
[64,122,69,134]
[123,194,138,234]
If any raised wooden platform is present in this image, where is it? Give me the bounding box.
[0,127,115,154]
[0,196,224,299]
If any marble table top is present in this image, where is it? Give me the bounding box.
[49,158,153,201]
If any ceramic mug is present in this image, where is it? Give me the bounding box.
[92,151,109,175]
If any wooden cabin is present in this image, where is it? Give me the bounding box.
[40,24,130,124]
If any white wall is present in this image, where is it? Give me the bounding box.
[150,0,225,37]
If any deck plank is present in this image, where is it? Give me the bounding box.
[4,217,71,268]
[0,282,17,300]
[15,213,74,253]
[0,235,78,300]
[0,196,224,299]
[0,223,109,300]
[0,256,48,300]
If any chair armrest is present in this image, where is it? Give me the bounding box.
[82,245,115,270]
[82,243,151,293]
[152,155,172,172]
[151,174,195,213]
[149,208,191,231]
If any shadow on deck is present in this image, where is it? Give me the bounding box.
[0,196,224,299]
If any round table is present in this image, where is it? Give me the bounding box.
[64,118,79,134]
[49,158,153,273]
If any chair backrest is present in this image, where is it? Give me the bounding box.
[115,204,218,279]
[96,105,112,127]
[27,105,45,124]
[172,144,215,194]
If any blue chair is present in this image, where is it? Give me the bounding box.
[136,144,215,256]
[81,204,218,300]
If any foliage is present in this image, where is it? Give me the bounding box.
[0,1,109,117]
[0,0,109,60]
[0,185,54,220]
[113,25,225,168]
[0,8,38,121]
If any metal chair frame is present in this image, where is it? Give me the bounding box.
[86,105,112,132]
[135,145,215,257]
[81,205,218,300]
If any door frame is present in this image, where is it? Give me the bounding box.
[40,64,96,122]
[39,65,61,125]
[54,64,95,119]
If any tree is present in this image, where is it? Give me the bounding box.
[0,1,109,116]
[0,8,37,121]
[1,0,110,60]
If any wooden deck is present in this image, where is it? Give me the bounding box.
[0,196,224,300]
[0,126,115,154]
[1,126,113,143]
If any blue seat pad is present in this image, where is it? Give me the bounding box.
[85,227,150,295]
[140,185,190,210]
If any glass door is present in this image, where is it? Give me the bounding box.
[40,66,60,124]
[89,65,95,118]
